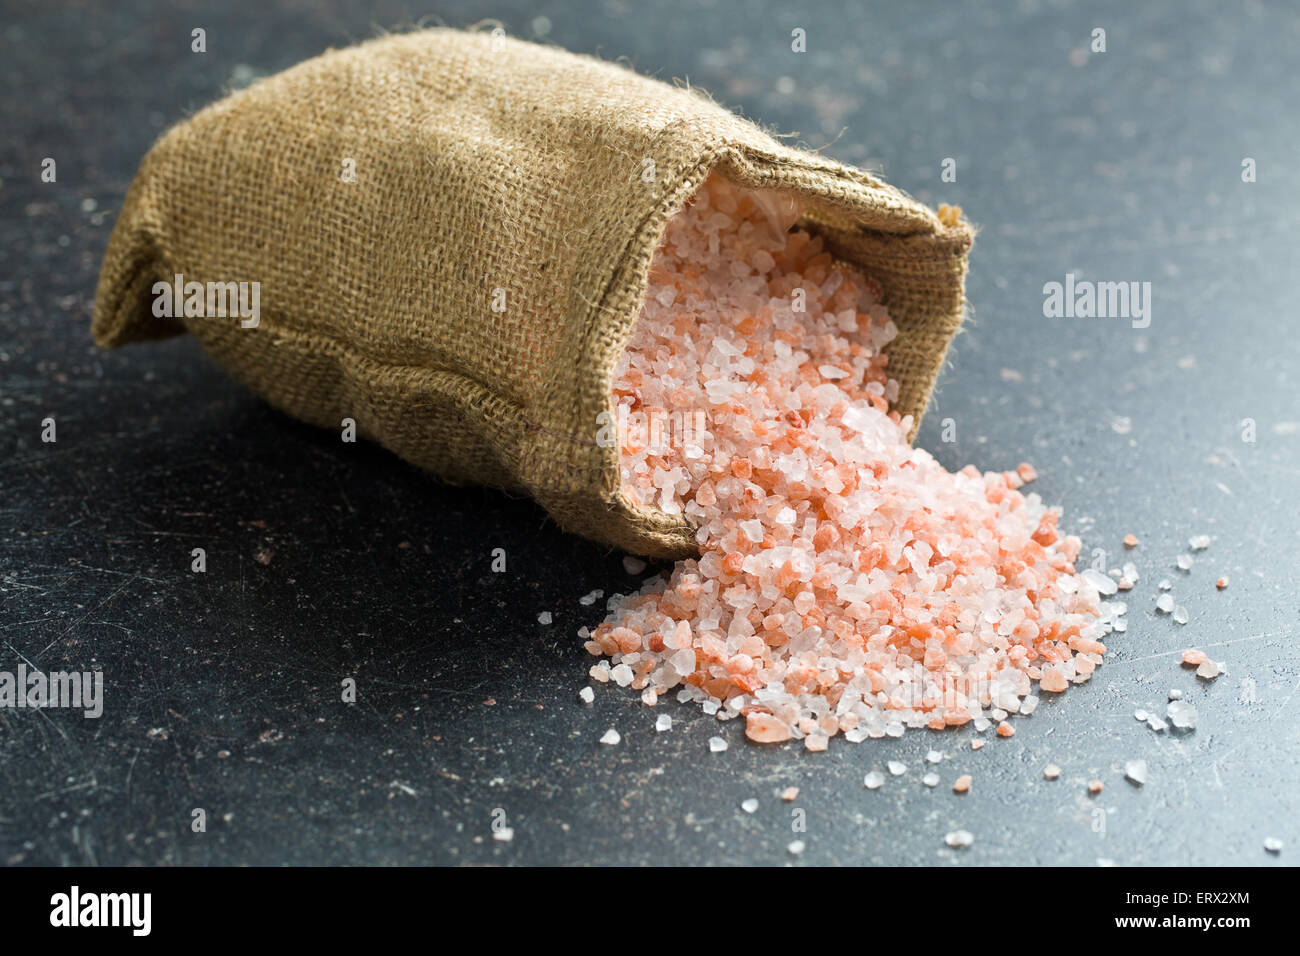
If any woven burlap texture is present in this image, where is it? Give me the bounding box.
[93,28,974,559]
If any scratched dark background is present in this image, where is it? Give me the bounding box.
[1,0,1297,867]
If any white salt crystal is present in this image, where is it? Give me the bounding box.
[708,736,728,753]
[863,771,885,790]
[610,663,634,686]
[741,798,758,814]
[1172,605,1189,624]
[579,589,604,606]
[1124,759,1148,785]
[1196,659,1221,680]
[818,365,848,379]
[787,839,806,856]
[1168,689,1183,700]
[669,648,696,675]
[1188,534,1212,550]
[1156,594,1174,614]
[1167,700,1198,730]
[655,714,672,732]
[925,750,943,764]
[599,728,621,745]
[622,555,647,575]
[1147,715,1168,733]
[537,611,553,625]
[1083,568,1118,596]
[1176,554,1194,571]
[579,687,595,704]
[1020,696,1040,715]
[922,773,940,787]
[1134,709,1148,722]
[493,827,514,842]
[944,829,974,849]
[641,687,658,706]
[887,760,906,776]
[1264,837,1284,853]
[1043,764,1061,780]
[1158,579,1172,590]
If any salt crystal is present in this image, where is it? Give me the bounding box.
[1147,715,1168,733]
[1133,709,1148,722]
[537,611,553,625]
[1043,764,1061,780]
[1124,759,1148,785]
[944,829,974,848]
[863,771,886,790]
[1168,689,1182,700]
[922,773,940,787]
[781,787,799,801]
[1083,568,1117,596]
[1176,554,1194,571]
[741,798,758,814]
[1158,579,1172,591]
[1156,594,1174,614]
[600,729,621,745]
[1188,534,1212,550]
[579,687,595,704]
[493,827,514,842]
[1264,837,1283,854]
[887,760,906,776]
[610,663,634,686]
[1172,605,1189,625]
[787,839,805,856]
[655,714,672,732]
[1167,700,1198,730]
[579,589,604,606]
[708,736,728,753]
[925,750,943,764]
[1196,659,1222,680]
[622,555,647,575]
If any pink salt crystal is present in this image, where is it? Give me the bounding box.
[781,787,799,801]
[588,173,1108,747]
[745,712,792,744]
[952,775,972,794]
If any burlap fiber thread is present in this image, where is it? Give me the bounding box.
[93,28,975,559]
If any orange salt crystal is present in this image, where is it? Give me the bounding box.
[1216,576,1229,589]
[745,712,792,743]
[1088,779,1104,794]
[970,739,983,750]
[1123,534,1139,548]
[995,721,1015,738]
[781,787,799,801]
[1181,649,1208,666]
[952,775,972,794]
[1040,669,1069,693]
[1016,462,1037,483]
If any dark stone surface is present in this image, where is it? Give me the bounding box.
[1,0,1297,866]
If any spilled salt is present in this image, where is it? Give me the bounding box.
[586,173,1111,748]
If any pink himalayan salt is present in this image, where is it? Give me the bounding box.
[586,173,1113,746]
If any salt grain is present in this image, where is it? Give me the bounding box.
[1167,700,1198,730]
[579,686,595,704]
[537,611,553,625]
[944,829,974,848]
[600,728,621,745]
[864,771,886,790]
[887,760,906,776]
[1043,764,1061,780]
[708,736,728,753]
[923,773,941,787]
[655,714,672,732]
[741,798,758,814]
[1124,759,1148,785]
[787,839,805,855]
[1264,837,1283,854]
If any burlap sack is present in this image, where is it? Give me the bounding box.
[93,28,974,559]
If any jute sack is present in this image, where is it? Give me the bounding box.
[93,28,974,559]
